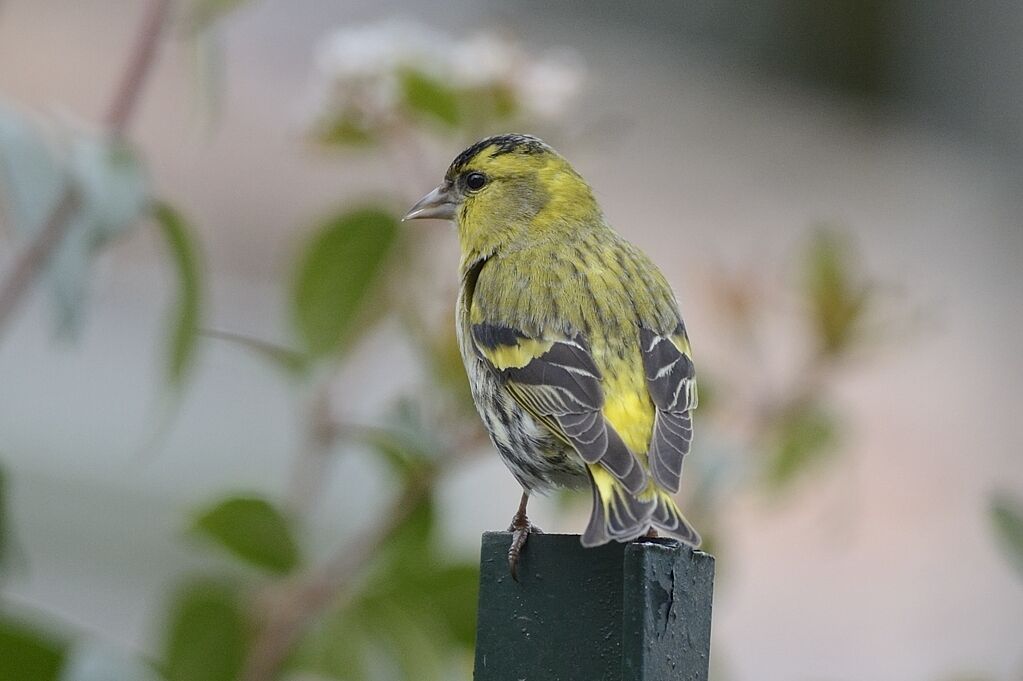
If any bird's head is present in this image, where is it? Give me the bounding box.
[403,134,600,259]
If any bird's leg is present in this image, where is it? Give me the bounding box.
[507,490,542,581]
[644,527,659,539]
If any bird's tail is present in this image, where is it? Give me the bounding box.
[582,466,701,548]
[650,490,701,547]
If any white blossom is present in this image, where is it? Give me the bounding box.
[514,50,584,120]
[306,19,585,140]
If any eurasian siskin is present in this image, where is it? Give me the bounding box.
[404,134,699,575]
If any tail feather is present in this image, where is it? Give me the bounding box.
[582,467,701,548]
[582,467,654,547]
[651,492,701,547]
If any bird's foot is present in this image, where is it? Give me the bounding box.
[507,514,542,582]
[643,527,659,539]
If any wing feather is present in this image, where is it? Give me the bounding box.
[472,323,646,494]
[640,325,697,492]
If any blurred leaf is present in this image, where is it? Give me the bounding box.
[162,580,247,681]
[152,202,203,389]
[0,101,64,236]
[0,126,149,337]
[0,616,67,681]
[192,496,300,574]
[370,564,479,649]
[990,492,1023,579]
[68,136,147,245]
[765,402,840,488]
[203,329,309,376]
[292,207,399,358]
[803,227,872,358]
[399,70,461,128]
[46,227,92,339]
[49,136,148,336]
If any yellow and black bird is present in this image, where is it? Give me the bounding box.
[404,134,699,574]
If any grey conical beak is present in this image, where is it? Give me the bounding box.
[402,185,457,222]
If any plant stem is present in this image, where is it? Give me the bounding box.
[0,0,173,337]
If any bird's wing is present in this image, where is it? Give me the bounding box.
[639,325,698,492]
[471,323,647,494]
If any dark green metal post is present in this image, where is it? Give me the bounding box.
[473,532,714,681]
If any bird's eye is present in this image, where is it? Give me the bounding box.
[465,172,487,191]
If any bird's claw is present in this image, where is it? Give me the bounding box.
[507,516,542,582]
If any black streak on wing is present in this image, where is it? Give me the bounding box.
[640,325,696,492]
[471,323,646,494]
[472,323,528,349]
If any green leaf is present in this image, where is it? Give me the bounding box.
[0,616,67,681]
[161,580,247,681]
[291,207,399,358]
[990,492,1023,579]
[152,202,204,388]
[192,496,300,574]
[765,403,839,488]
[399,69,461,128]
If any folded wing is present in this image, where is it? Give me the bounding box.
[471,323,646,494]
[639,325,698,493]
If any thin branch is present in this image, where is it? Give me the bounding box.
[0,0,173,336]
[104,0,173,135]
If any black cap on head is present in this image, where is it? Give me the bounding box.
[446,133,550,179]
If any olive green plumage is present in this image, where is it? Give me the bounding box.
[405,134,700,549]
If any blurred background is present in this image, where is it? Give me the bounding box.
[0,1,1021,680]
